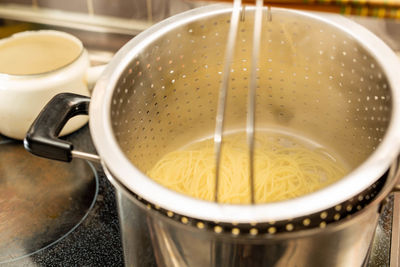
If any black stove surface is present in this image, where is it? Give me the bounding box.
[1,126,124,267]
[0,125,394,267]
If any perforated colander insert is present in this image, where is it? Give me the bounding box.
[104,6,396,232]
[111,9,391,171]
[106,166,387,235]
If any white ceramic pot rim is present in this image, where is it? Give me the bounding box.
[0,30,84,78]
[90,5,400,223]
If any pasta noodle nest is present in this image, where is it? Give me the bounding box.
[147,132,347,204]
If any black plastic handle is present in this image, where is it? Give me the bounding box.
[24,93,90,162]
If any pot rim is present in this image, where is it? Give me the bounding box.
[0,30,84,78]
[90,4,400,223]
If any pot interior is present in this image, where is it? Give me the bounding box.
[109,8,392,197]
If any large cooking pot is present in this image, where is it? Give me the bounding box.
[24,5,400,267]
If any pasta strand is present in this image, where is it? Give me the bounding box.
[147,132,348,204]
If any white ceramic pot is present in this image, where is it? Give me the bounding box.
[0,30,103,140]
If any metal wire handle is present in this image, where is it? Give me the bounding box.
[214,0,265,203]
[213,0,242,202]
[247,0,264,204]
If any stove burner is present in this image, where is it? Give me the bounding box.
[0,137,98,263]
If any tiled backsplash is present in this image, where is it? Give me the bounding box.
[36,0,89,13]
[91,0,169,20]
[0,0,203,22]
[0,0,32,4]
[0,0,399,53]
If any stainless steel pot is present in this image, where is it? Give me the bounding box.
[24,4,400,267]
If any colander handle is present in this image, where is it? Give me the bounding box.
[24,93,100,163]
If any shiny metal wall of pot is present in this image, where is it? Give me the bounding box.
[24,4,400,267]
[109,162,398,267]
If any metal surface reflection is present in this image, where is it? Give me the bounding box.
[0,138,98,263]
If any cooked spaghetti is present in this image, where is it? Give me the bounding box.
[147,132,347,204]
